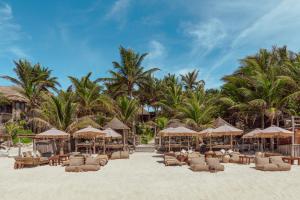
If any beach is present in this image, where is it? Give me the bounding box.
[1,152,300,200]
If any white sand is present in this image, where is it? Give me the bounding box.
[1,152,300,200]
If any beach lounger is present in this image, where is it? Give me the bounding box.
[206,158,224,172]
[255,157,291,171]
[189,157,209,172]
[164,155,181,166]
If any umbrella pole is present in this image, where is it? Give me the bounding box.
[169,136,171,152]
[93,138,96,154]
[209,135,212,151]
[188,136,190,150]
[104,138,106,154]
[230,134,233,149]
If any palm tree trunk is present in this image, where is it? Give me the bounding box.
[261,111,265,129]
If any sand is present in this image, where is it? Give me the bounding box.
[1,152,300,200]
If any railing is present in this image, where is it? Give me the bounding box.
[278,144,300,156]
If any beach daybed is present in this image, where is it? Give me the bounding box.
[255,156,291,171]
[110,151,129,159]
[164,153,181,166]
[65,155,103,172]
[206,158,225,172]
[189,156,209,172]
[14,151,49,169]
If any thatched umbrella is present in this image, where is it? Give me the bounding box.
[257,125,293,152]
[212,117,231,128]
[103,128,122,139]
[158,126,198,151]
[242,128,262,139]
[211,124,243,149]
[35,128,70,155]
[104,117,130,150]
[74,126,105,154]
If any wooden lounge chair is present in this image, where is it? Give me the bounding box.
[206,158,224,172]
[65,155,101,172]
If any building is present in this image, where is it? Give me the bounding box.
[0,86,27,123]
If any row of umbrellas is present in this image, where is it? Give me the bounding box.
[158,123,294,150]
[35,126,122,140]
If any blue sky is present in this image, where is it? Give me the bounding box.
[1,0,300,89]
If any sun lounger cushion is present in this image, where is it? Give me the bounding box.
[190,164,209,172]
[120,151,129,159]
[80,165,100,171]
[165,159,181,166]
[230,154,240,163]
[85,157,100,165]
[99,159,107,166]
[69,157,84,166]
[277,163,291,171]
[189,157,205,166]
[269,156,284,164]
[110,151,121,159]
[262,164,279,171]
[222,155,230,163]
[65,166,83,172]
[255,157,270,170]
[206,158,224,171]
[96,155,109,161]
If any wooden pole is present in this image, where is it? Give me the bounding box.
[230,134,233,149]
[123,130,126,151]
[292,116,295,156]
[104,137,106,154]
[93,138,96,154]
[169,136,171,152]
[75,138,78,152]
[209,135,212,151]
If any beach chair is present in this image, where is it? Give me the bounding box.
[164,154,181,166]
[189,157,209,172]
[206,158,224,172]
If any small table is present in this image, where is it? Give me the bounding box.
[239,155,253,165]
[282,157,300,165]
[49,155,60,166]
[14,161,24,169]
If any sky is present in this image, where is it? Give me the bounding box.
[1,0,300,89]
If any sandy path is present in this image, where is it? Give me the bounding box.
[1,152,300,200]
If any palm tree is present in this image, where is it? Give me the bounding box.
[31,91,99,132]
[1,60,60,111]
[178,91,217,129]
[180,70,204,91]
[69,72,113,117]
[100,46,159,98]
[115,96,139,125]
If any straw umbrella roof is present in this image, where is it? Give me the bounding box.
[242,128,262,139]
[211,124,243,137]
[159,126,198,137]
[35,128,69,139]
[212,117,231,128]
[103,117,130,130]
[73,126,105,138]
[257,125,293,138]
[103,128,122,138]
[0,86,28,102]
[198,128,214,137]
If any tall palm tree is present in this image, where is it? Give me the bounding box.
[1,60,60,111]
[100,46,159,98]
[69,72,113,117]
[180,70,204,91]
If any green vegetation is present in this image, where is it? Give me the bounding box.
[2,45,300,136]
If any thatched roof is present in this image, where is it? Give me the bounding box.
[212,117,231,128]
[167,119,187,128]
[0,86,28,102]
[73,126,105,138]
[198,128,214,137]
[242,128,262,139]
[159,126,198,137]
[103,128,122,138]
[103,117,130,130]
[257,125,293,138]
[211,124,243,137]
[35,128,69,139]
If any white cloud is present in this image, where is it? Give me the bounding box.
[105,0,131,25]
[0,2,27,59]
[145,40,166,70]
[183,18,227,55]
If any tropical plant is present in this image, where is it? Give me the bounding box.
[115,96,139,125]
[180,70,204,91]
[100,46,159,98]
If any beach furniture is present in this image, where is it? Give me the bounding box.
[255,156,291,171]
[110,151,129,159]
[65,155,101,172]
[164,153,181,166]
[206,158,224,172]
[189,156,209,172]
